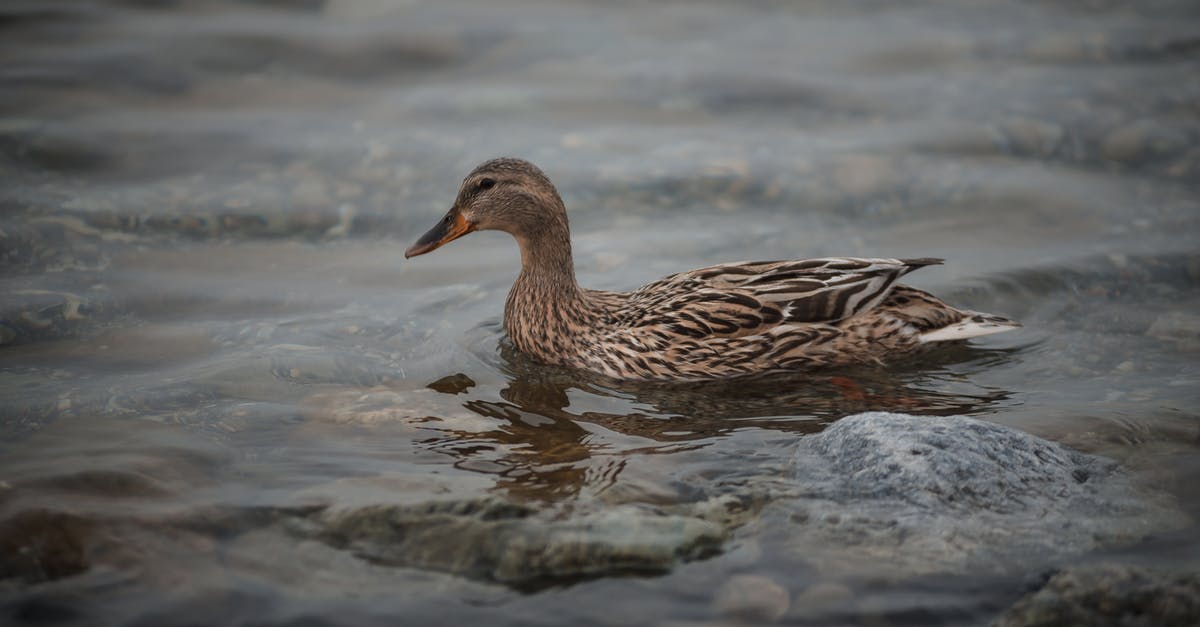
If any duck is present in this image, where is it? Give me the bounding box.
[405,158,1020,381]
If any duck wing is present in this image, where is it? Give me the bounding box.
[620,257,942,339]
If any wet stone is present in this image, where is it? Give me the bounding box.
[1147,311,1200,351]
[427,373,476,395]
[26,470,169,499]
[992,564,1200,627]
[993,118,1065,158]
[301,387,491,430]
[1101,119,1185,164]
[0,510,93,584]
[778,413,1188,577]
[309,497,726,587]
[0,287,115,346]
[712,574,790,623]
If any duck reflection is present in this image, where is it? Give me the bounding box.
[421,338,1018,503]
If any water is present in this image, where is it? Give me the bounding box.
[2,0,1199,624]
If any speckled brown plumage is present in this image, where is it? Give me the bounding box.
[406,158,1020,381]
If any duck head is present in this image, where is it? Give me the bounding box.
[404,157,568,259]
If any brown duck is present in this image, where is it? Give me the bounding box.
[406,158,1020,381]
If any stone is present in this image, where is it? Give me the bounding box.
[995,118,1065,157]
[992,564,1200,627]
[426,373,476,394]
[1147,311,1200,350]
[1102,119,1183,164]
[779,413,1188,577]
[712,574,790,622]
[312,498,726,587]
[0,510,93,584]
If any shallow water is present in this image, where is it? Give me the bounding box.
[2,0,1199,625]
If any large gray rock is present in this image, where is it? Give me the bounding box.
[777,413,1188,576]
[993,564,1200,627]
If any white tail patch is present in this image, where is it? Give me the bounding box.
[919,313,1021,343]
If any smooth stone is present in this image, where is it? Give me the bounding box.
[712,574,790,622]
[1102,119,1182,163]
[780,413,1188,577]
[995,118,1065,157]
[0,510,93,584]
[992,564,1200,627]
[426,372,476,395]
[312,498,726,587]
[1147,311,1200,350]
[300,387,495,431]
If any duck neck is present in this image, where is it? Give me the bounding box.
[516,223,579,293]
[504,218,590,358]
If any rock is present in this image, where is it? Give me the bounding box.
[311,498,726,587]
[712,574,790,622]
[0,288,109,345]
[779,413,1188,577]
[1102,119,1183,164]
[0,510,93,584]
[1147,311,1200,351]
[995,118,1065,158]
[992,564,1200,627]
[300,387,494,430]
[426,373,476,394]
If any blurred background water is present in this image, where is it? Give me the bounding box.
[1,0,1199,625]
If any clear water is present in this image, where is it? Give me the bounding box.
[2,0,1198,624]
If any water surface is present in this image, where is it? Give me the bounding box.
[2,0,1199,625]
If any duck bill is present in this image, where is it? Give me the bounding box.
[405,212,476,258]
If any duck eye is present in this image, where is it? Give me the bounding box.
[478,178,496,191]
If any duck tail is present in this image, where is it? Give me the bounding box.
[898,257,944,275]
[918,311,1022,343]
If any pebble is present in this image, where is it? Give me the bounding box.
[997,118,1064,157]
[1102,119,1180,163]
[426,373,477,395]
[994,563,1200,627]
[712,574,790,623]
[1147,312,1200,349]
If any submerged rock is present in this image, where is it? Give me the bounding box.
[779,413,1188,577]
[712,573,790,623]
[312,497,725,587]
[426,372,476,395]
[993,564,1200,627]
[1147,311,1200,351]
[0,510,93,584]
[0,287,114,346]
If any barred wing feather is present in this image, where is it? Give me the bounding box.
[622,257,942,339]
